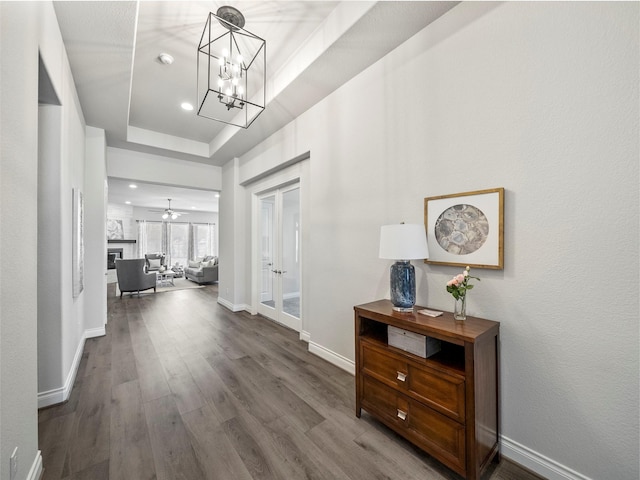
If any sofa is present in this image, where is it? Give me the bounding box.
[184,256,218,284]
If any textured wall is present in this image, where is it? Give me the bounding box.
[107,147,222,191]
[1,2,43,478]
[225,2,639,479]
[84,127,108,334]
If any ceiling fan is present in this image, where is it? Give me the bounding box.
[149,198,189,220]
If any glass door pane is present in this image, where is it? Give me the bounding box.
[280,187,300,320]
[260,195,275,308]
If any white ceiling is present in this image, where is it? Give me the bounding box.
[108,178,219,212]
[52,1,458,209]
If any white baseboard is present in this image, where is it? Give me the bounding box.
[308,341,355,375]
[85,326,106,339]
[300,330,310,342]
[27,451,42,480]
[501,435,592,480]
[37,325,105,409]
[217,297,250,313]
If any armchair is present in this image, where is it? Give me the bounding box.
[115,258,157,297]
[144,252,166,273]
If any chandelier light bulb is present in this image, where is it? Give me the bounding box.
[171,213,178,220]
[162,213,168,219]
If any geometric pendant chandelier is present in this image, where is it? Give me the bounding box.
[197,6,266,129]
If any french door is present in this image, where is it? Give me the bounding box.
[257,184,301,331]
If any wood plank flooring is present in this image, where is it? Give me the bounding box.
[38,284,544,480]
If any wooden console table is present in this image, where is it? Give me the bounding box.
[354,300,500,480]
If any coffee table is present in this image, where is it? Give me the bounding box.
[156,270,176,287]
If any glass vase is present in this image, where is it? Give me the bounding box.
[454,295,467,320]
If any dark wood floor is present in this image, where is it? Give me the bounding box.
[38,283,544,480]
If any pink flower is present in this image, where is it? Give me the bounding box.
[447,279,455,286]
[456,274,465,284]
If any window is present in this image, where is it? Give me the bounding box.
[140,221,164,254]
[192,223,217,259]
[137,221,217,266]
[168,223,189,267]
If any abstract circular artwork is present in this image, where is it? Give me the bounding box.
[434,204,489,255]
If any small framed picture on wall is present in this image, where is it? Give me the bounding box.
[424,188,504,269]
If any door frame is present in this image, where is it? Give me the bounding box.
[249,160,308,338]
[256,184,300,331]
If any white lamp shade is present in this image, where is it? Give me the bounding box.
[379,224,429,260]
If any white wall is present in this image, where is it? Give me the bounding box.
[2,3,109,478]
[84,127,108,335]
[218,159,245,310]
[0,3,41,478]
[35,1,94,413]
[221,3,639,480]
[107,147,222,191]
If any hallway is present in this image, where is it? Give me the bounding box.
[38,285,541,480]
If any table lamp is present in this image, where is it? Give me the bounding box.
[379,223,429,312]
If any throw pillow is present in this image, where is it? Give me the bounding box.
[149,259,161,269]
[188,260,201,268]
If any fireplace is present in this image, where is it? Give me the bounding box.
[107,248,123,269]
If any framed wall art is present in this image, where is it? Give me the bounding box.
[72,188,85,298]
[107,218,124,240]
[424,187,504,269]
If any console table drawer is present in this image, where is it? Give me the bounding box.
[362,342,408,389]
[361,375,466,475]
[409,365,465,423]
[362,342,465,422]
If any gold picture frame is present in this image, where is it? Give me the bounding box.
[424,188,504,269]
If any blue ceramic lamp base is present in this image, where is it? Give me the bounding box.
[390,260,416,312]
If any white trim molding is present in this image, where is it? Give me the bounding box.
[217,297,250,313]
[300,330,311,343]
[308,341,355,375]
[38,335,86,408]
[501,435,593,480]
[37,326,105,408]
[27,450,42,480]
[85,326,106,339]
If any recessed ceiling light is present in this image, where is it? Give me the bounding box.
[181,102,194,111]
[157,53,174,65]
[125,201,131,205]
[191,206,197,209]
[215,193,220,198]
[129,184,137,189]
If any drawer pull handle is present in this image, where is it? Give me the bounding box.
[397,409,407,421]
[396,372,407,382]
